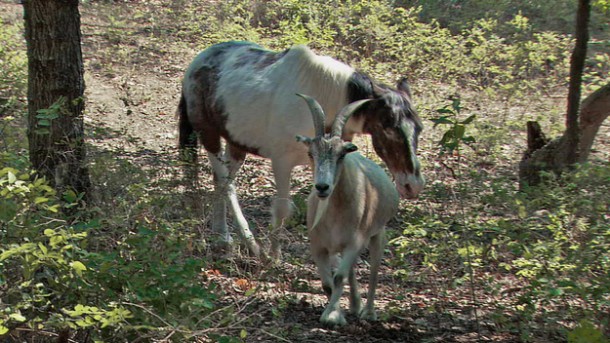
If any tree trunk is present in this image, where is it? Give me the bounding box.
[578,83,610,162]
[23,0,90,196]
[518,0,591,187]
[563,0,591,164]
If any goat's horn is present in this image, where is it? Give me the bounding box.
[331,99,373,137]
[296,93,326,137]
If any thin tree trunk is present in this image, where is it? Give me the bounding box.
[563,0,591,164]
[579,83,610,162]
[23,0,90,196]
[519,0,592,186]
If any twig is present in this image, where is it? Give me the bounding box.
[260,328,292,343]
[13,327,80,343]
[123,302,179,331]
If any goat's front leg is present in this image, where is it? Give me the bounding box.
[312,249,334,298]
[359,232,385,321]
[348,265,363,316]
[320,247,360,327]
[270,160,295,259]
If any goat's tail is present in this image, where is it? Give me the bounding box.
[178,93,198,162]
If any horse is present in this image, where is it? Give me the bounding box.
[178,41,424,258]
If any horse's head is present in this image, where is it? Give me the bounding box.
[361,79,424,199]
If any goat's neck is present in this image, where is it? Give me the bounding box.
[310,159,354,230]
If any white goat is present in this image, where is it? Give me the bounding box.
[296,94,399,326]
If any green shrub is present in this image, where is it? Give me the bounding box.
[0,18,26,101]
[0,155,225,342]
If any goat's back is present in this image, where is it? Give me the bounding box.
[307,153,399,253]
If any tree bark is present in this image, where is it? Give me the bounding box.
[23,0,90,196]
[563,0,591,164]
[518,0,592,187]
[578,83,610,162]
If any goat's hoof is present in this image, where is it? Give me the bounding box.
[349,300,363,315]
[210,240,233,258]
[358,308,378,321]
[320,309,347,327]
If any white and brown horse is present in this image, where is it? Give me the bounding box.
[178,41,424,257]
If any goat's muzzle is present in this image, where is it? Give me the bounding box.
[315,183,331,198]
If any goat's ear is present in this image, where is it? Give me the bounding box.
[296,135,312,145]
[343,142,358,153]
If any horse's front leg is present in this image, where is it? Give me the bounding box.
[270,159,295,259]
[209,147,261,257]
[226,145,261,257]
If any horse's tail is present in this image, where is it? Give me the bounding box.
[178,92,198,162]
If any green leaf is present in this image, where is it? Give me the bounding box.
[460,114,476,125]
[34,197,49,204]
[47,204,60,213]
[37,119,50,127]
[71,261,87,276]
[9,313,26,322]
[44,229,55,236]
[431,116,454,127]
[440,130,454,146]
[462,136,476,143]
[548,288,563,297]
[454,124,466,139]
[7,172,16,184]
[240,329,248,339]
[436,108,454,114]
[50,235,64,247]
[63,189,77,203]
[38,242,48,255]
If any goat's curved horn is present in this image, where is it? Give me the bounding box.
[331,99,373,137]
[296,93,326,137]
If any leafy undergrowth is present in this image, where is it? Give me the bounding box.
[1,0,610,342]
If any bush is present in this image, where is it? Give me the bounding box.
[0,154,224,342]
[391,162,610,340]
[0,17,26,102]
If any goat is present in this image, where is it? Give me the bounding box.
[296,94,399,326]
[178,41,423,257]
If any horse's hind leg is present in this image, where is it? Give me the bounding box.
[359,231,385,321]
[208,150,232,250]
[269,159,295,259]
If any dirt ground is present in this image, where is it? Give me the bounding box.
[3,1,609,342]
[75,4,510,340]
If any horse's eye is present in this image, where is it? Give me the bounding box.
[307,152,313,159]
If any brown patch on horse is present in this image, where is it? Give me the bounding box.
[232,47,290,70]
[362,103,417,175]
[188,65,261,156]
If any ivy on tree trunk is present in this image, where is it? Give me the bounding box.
[23,0,90,197]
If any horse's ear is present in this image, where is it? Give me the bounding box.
[372,84,386,98]
[397,78,412,98]
[343,142,358,153]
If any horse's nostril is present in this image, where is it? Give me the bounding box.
[404,183,412,195]
[315,183,330,192]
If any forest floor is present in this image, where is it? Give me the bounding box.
[3,1,609,342]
